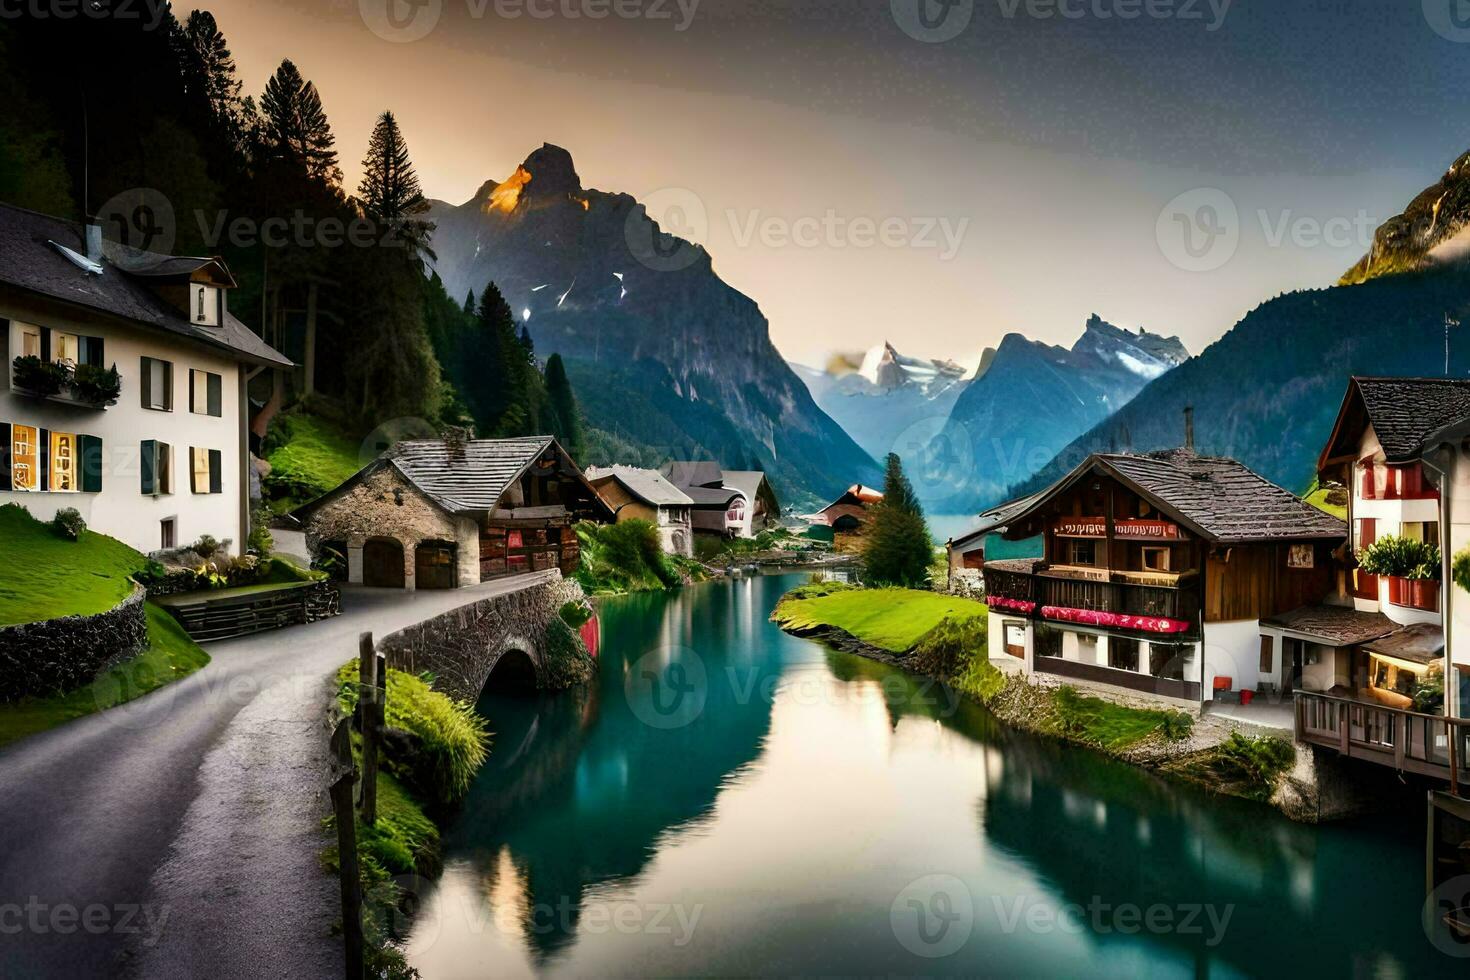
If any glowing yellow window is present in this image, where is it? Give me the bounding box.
[12,424,38,491]
[54,332,79,365]
[50,431,76,492]
[20,326,41,359]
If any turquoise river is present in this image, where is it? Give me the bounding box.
[404,572,1456,978]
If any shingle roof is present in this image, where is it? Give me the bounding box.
[586,465,693,507]
[387,437,555,513]
[1363,623,1445,666]
[1355,378,1470,461]
[660,460,743,506]
[951,491,1048,549]
[1262,605,1398,645]
[0,202,290,368]
[1096,449,1346,543]
[724,470,778,511]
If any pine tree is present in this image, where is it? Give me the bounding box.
[178,12,243,137]
[545,353,586,462]
[463,289,476,316]
[861,454,934,587]
[260,59,341,184]
[358,110,435,263]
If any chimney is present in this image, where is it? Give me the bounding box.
[85,222,104,263]
[1183,406,1195,452]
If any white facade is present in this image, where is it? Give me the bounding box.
[1349,423,1443,626]
[1431,441,1470,718]
[1,295,248,557]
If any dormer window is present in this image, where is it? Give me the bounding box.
[191,284,220,326]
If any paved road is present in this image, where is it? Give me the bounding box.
[0,573,556,979]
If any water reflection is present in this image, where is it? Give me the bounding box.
[407,574,1441,979]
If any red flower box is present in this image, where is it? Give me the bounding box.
[1039,605,1191,635]
[1386,576,1439,613]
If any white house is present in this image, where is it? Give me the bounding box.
[659,461,780,538]
[585,465,695,557]
[0,203,292,556]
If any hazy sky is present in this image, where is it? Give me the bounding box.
[211,0,1469,366]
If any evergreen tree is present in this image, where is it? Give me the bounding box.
[545,354,586,462]
[260,59,341,184]
[358,110,435,263]
[862,454,934,587]
[178,12,244,139]
[463,289,476,316]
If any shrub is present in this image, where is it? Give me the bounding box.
[246,505,274,556]
[1454,546,1470,595]
[11,355,69,396]
[954,656,1006,702]
[575,520,679,594]
[909,614,987,679]
[70,363,122,406]
[1359,535,1441,580]
[50,507,86,541]
[558,600,592,629]
[190,535,228,561]
[337,664,490,803]
[1213,732,1295,798]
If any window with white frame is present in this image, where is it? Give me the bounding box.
[191,284,220,326]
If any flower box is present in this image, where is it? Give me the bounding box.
[1386,575,1439,613]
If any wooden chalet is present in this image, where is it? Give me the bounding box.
[982,448,1346,703]
[295,435,611,591]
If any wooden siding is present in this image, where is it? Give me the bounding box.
[1204,542,1334,622]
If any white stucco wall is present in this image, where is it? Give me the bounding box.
[1201,619,1263,693]
[1,305,246,556]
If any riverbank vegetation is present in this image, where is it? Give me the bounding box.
[575,520,707,595]
[0,506,212,746]
[771,582,987,653]
[861,454,934,587]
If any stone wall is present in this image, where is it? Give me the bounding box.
[0,583,149,701]
[303,466,481,590]
[377,573,594,702]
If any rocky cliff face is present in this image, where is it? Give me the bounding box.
[425,144,880,507]
[793,342,975,468]
[930,315,1187,510]
[1342,149,1470,284]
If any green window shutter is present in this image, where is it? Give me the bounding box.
[141,357,153,409]
[208,373,222,417]
[160,442,171,494]
[141,440,157,495]
[164,361,174,410]
[80,435,103,493]
[38,427,49,492]
[209,449,222,494]
[0,422,11,492]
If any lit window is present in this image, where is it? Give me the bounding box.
[12,424,38,491]
[50,431,76,492]
[54,332,79,365]
[19,325,41,359]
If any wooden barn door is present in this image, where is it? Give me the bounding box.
[363,538,405,589]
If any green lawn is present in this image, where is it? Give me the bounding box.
[0,605,210,748]
[263,412,364,512]
[1305,488,1347,520]
[773,586,988,652]
[0,503,147,625]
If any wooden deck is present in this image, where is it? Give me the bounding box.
[1295,691,1467,789]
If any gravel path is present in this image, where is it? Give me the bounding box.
[0,574,555,979]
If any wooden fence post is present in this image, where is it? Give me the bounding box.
[329,717,364,980]
[358,632,380,827]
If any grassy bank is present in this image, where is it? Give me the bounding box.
[262,412,364,513]
[0,505,212,746]
[771,581,987,652]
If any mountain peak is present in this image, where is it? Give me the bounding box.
[472,143,584,213]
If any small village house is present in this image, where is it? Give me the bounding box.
[295,435,612,590]
[0,204,292,555]
[806,484,882,551]
[585,465,695,557]
[980,437,1346,707]
[1317,377,1470,719]
[659,461,780,538]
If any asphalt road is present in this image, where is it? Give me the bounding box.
[0,574,555,979]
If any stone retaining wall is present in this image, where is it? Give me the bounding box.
[0,583,149,701]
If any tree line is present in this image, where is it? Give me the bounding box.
[0,11,585,459]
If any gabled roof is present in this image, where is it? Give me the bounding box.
[950,491,1047,550]
[661,460,725,490]
[997,448,1346,544]
[295,435,611,520]
[0,202,289,368]
[1363,623,1445,666]
[586,465,693,507]
[1262,605,1398,646]
[1319,377,1470,468]
[723,470,779,511]
[823,485,883,510]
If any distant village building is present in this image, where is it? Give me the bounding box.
[659,461,780,538]
[980,446,1346,705]
[295,436,611,591]
[0,204,292,555]
[807,484,882,551]
[586,465,695,557]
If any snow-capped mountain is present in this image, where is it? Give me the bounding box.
[793,342,982,467]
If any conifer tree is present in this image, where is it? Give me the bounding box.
[861,454,934,587]
[260,59,341,184]
[545,354,586,462]
[358,110,435,262]
[463,289,476,316]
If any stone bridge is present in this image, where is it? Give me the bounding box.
[376,571,597,703]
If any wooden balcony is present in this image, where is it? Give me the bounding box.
[1296,691,1468,785]
[984,563,1200,628]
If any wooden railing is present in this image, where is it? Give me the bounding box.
[985,566,1198,626]
[1296,691,1467,788]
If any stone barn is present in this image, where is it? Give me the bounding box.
[295,436,612,591]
